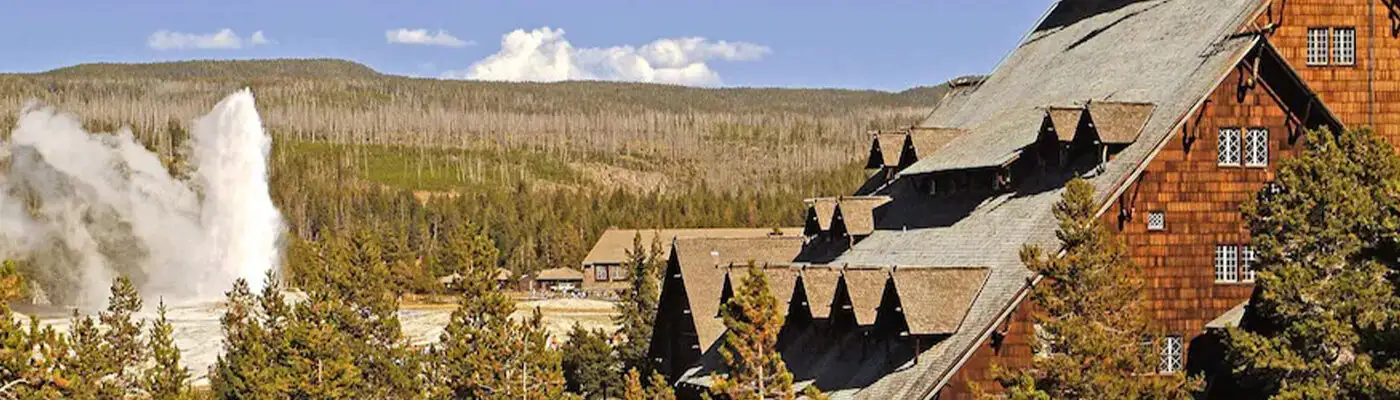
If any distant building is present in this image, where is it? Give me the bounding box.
[532,267,585,292]
[579,228,802,294]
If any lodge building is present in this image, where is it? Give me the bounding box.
[647,1,1399,398]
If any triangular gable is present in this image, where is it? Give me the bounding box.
[1045,107,1085,142]
[866,131,910,169]
[801,266,842,320]
[908,127,968,161]
[803,198,839,236]
[1087,101,1155,144]
[842,267,889,326]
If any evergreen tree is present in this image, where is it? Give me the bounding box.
[562,324,618,398]
[62,276,147,399]
[624,368,647,400]
[144,300,192,400]
[1224,128,1400,397]
[615,232,662,375]
[435,263,569,399]
[0,260,69,398]
[994,178,1196,398]
[647,370,677,400]
[710,264,796,400]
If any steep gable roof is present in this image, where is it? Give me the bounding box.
[583,228,801,266]
[1045,107,1085,141]
[891,267,990,335]
[868,132,909,168]
[801,266,843,319]
[908,127,968,160]
[672,237,805,353]
[1087,101,1155,144]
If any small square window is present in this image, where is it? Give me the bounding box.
[1215,245,1239,282]
[1244,128,1269,167]
[1159,335,1184,373]
[1242,246,1257,282]
[1147,211,1165,231]
[1218,128,1241,166]
[1333,28,1356,66]
[1307,28,1330,66]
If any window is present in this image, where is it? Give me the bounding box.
[1218,128,1241,166]
[611,265,630,281]
[1307,28,1330,65]
[594,265,609,281]
[1242,246,1257,282]
[1215,245,1239,282]
[1159,335,1184,373]
[1333,28,1356,65]
[1244,128,1269,167]
[1147,211,1165,231]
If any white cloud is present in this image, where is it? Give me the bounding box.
[147,29,274,50]
[443,27,770,86]
[386,28,473,48]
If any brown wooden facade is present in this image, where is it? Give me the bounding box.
[1260,0,1400,143]
[932,43,1339,398]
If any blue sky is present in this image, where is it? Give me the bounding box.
[0,0,1055,90]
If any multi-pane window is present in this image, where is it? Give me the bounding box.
[1215,245,1239,282]
[1334,28,1356,66]
[1159,335,1184,373]
[1242,246,1257,282]
[1218,128,1241,166]
[1244,128,1269,167]
[594,265,609,281]
[1216,245,1258,283]
[1308,28,1330,65]
[1147,211,1165,231]
[611,265,630,281]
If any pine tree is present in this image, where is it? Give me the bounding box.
[562,324,619,398]
[435,263,569,399]
[710,264,796,400]
[994,178,1196,398]
[0,260,69,398]
[624,368,647,400]
[1224,128,1400,397]
[615,232,662,375]
[144,300,192,400]
[647,370,677,400]
[99,275,146,394]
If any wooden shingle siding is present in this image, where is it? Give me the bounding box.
[1106,63,1296,353]
[939,300,1036,400]
[1263,0,1400,142]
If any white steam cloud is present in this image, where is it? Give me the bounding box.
[0,90,283,306]
[444,27,770,86]
[386,28,473,47]
[148,29,273,50]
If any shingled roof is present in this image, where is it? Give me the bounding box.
[1087,101,1156,144]
[824,0,1272,398]
[867,131,910,168]
[805,196,893,237]
[891,267,990,335]
[672,237,805,353]
[907,127,967,161]
[582,228,802,266]
[801,266,843,319]
[1045,107,1085,141]
[900,0,1263,176]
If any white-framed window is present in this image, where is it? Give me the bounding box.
[1218,128,1242,166]
[594,265,609,281]
[1333,28,1356,66]
[1241,246,1257,282]
[1147,211,1166,231]
[1159,335,1184,373]
[1244,128,1269,167]
[1215,245,1239,282]
[611,265,630,281]
[1307,28,1330,66]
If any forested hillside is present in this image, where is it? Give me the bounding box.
[0,59,949,291]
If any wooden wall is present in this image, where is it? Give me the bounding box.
[938,300,1035,400]
[1262,0,1400,143]
[939,60,1305,399]
[1105,63,1298,358]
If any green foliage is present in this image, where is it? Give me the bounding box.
[1225,128,1400,398]
[994,179,1197,399]
[562,324,619,399]
[623,368,677,400]
[433,263,568,399]
[710,264,796,400]
[615,232,664,376]
[0,260,69,398]
[62,276,147,399]
[145,300,193,399]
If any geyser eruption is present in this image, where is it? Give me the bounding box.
[0,89,283,305]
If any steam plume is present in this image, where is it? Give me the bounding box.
[0,89,283,305]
